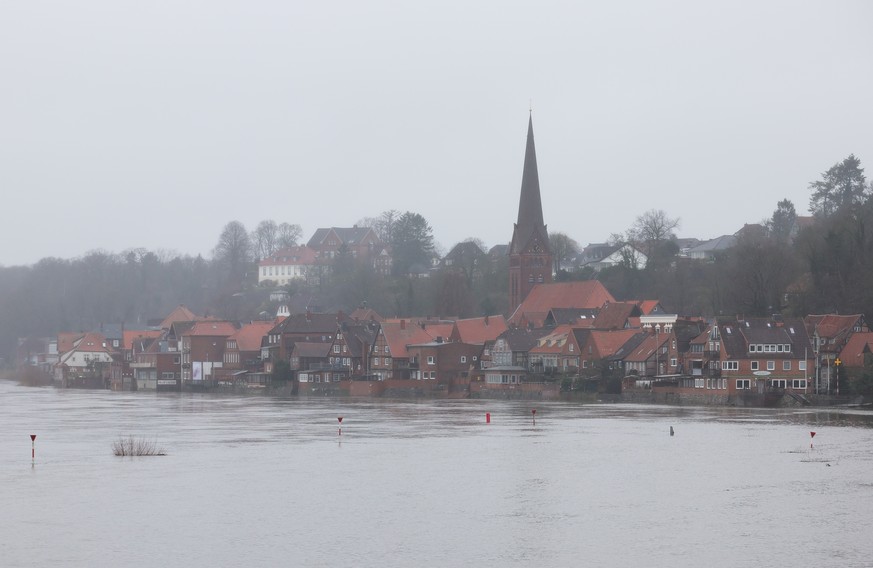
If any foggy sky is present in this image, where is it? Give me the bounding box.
[2,1,872,266]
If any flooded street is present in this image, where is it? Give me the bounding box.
[2,381,872,567]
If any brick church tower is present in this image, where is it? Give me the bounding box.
[509,114,552,313]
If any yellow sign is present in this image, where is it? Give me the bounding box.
[835,358,842,366]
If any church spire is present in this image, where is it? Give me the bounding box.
[508,114,553,313]
[516,114,545,229]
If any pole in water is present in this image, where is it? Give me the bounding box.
[531,409,536,425]
[670,426,674,436]
[338,416,343,436]
[30,434,36,462]
[810,431,816,449]
[485,412,491,424]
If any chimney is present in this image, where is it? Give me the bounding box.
[306,310,312,323]
[484,315,490,325]
[400,319,406,330]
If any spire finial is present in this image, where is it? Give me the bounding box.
[529,99,532,114]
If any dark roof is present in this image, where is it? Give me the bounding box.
[269,312,346,336]
[496,327,549,352]
[545,308,599,327]
[307,227,377,248]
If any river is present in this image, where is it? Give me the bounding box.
[1,381,872,567]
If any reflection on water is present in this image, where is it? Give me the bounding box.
[1,381,872,568]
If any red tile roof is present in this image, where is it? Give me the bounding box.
[381,321,443,359]
[229,321,274,352]
[509,281,615,328]
[259,246,321,266]
[123,330,162,351]
[72,332,111,353]
[638,300,661,315]
[838,332,873,367]
[530,325,573,354]
[454,315,507,345]
[589,329,643,359]
[57,332,85,355]
[186,321,239,337]
[160,305,202,329]
[806,314,865,340]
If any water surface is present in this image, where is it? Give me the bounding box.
[2,382,871,567]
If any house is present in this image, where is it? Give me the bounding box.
[406,340,482,381]
[576,243,647,272]
[130,334,184,391]
[528,325,585,374]
[806,314,869,394]
[680,316,815,397]
[491,328,551,370]
[685,235,736,260]
[221,321,274,386]
[622,330,679,382]
[258,246,323,286]
[306,226,382,260]
[372,319,453,380]
[55,332,115,387]
[508,281,616,328]
[180,321,239,383]
[441,241,486,284]
[837,332,873,393]
[577,329,646,374]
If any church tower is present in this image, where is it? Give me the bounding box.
[509,114,552,312]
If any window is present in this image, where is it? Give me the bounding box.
[799,361,807,371]
[670,358,677,367]
[460,356,467,363]
[569,344,574,352]
[751,361,759,371]
[771,379,787,389]
[783,360,791,371]
[767,361,775,371]
[736,379,751,390]
[792,379,807,389]
[427,356,435,365]
[333,345,340,354]
[722,360,738,371]
[374,357,380,366]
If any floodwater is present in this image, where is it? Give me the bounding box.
[1,382,872,568]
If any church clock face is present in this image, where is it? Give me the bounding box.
[532,244,542,253]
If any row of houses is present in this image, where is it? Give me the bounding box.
[19,280,871,401]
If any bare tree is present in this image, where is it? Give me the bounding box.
[549,232,579,274]
[358,210,400,243]
[277,222,303,249]
[629,209,680,243]
[251,220,279,260]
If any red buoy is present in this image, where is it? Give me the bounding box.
[810,431,816,449]
[486,412,491,424]
[338,417,343,436]
[30,434,36,461]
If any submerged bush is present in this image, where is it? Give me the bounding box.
[112,436,166,456]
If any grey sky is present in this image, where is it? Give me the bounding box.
[2,1,871,266]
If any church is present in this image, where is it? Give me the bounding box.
[507,115,614,326]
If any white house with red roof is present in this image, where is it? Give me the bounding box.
[258,246,323,285]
